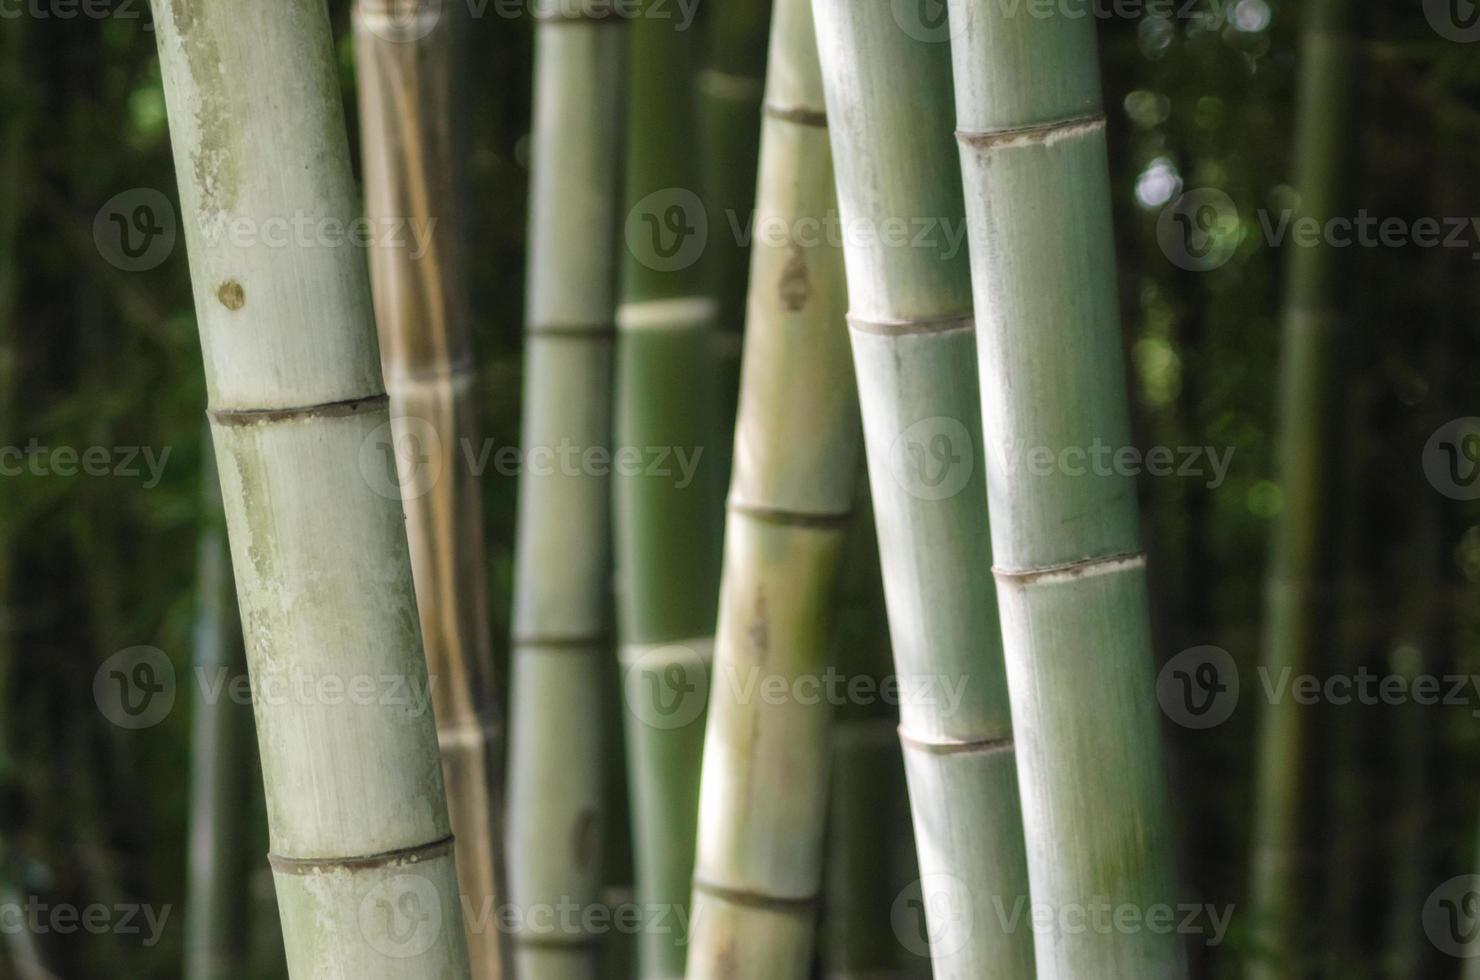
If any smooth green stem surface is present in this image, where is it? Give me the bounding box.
[947,4,1186,977]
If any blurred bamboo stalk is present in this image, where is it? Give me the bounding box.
[150,2,470,974]
[1246,0,1357,974]
[505,0,626,977]
[686,0,857,971]
[615,4,723,977]
[353,3,510,974]
[183,451,251,980]
[809,4,1035,975]
[822,510,920,979]
[697,0,770,472]
[0,19,41,980]
[947,3,1185,977]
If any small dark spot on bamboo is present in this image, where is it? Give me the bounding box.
[779,245,810,312]
[217,280,246,311]
[747,590,769,658]
[715,940,738,980]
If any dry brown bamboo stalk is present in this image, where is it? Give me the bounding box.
[355,4,509,974]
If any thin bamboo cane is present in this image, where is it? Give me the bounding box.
[686,0,856,972]
[1246,0,1356,974]
[807,4,1035,976]
[0,22,38,980]
[947,6,1187,978]
[697,0,770,468]
[148,2,471,975]
[822,507,911,978]
[615,6,723,978]
[353,4,510,974]
[506,1,626,977]
[184,451,250,980]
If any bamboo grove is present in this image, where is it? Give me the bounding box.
[4,0,1476,977]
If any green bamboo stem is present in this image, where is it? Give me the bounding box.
[353,4,510,974]
[506,2,626,977]
[615,6,723,978]
[697,0,770,463]
[686,0,857,971]
[822,508,913,979]
[149,2,470,975]
[184,451,251,980]
[808,5,1035,976]
[1246,1,1356,975]
[947,6,1185,978]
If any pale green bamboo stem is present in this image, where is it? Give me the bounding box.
[149,1,470,975]
[808,4,1035,976]
[1247,1,1355,975]
[353,4,511,974]
[615,6,723,978]
[184,451,250,980]
[947,6,1185,978]
[686,0,856,972]
[506,3,626,978]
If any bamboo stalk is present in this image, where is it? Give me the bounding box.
[505,1,626,977]
[807,4,1035,976]
[184,450,251,980]
[148,2,470,975]
[946,6,1186,978]
[615,5,723,978]
[1246,0,1356,974]
[686,0,857,971]
[822,508,911,979]
[353,4,510,974]
[697,0,770,467]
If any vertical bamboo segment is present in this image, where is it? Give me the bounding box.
[807,4,1034,976]
[184,452,250,980]
[616,6,722,978]
[353,3,510,975]
[1246,1,1355,975]
[686,0,857,972]
[697,0,770,461]
[149,1,470,976]
[506,2,625,978]
[947,6,1185,978]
